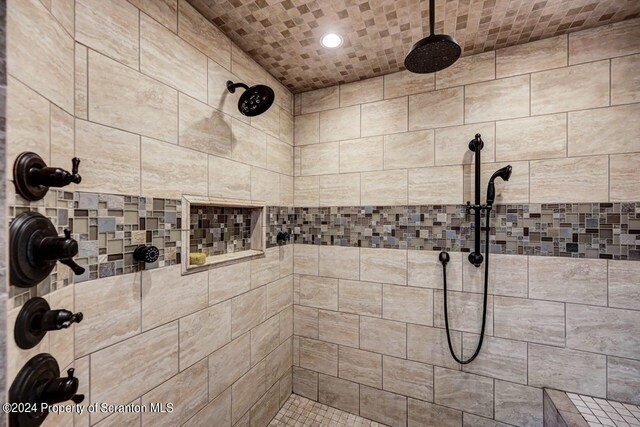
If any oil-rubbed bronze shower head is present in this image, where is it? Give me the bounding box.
[226,80,275,117]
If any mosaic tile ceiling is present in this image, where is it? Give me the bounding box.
[188,0,640,93]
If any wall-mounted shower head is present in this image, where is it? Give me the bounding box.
[486,165,513,206]
[226,80,275,117]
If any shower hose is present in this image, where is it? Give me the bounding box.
[441,207,491,365]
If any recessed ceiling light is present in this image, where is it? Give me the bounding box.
[321,33,343,48]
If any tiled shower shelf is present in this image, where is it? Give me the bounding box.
[545,389,640,427]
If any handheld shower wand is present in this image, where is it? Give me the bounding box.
[486,165,512,207]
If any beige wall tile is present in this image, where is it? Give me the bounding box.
[208,155,251,200]
[607,357,640,405]
[265,338,292,388]
[299,276,338,310]
[280,244,294,277]
[384,130,434,169]
[340,76,383,107]
[141,13,207,101]
[569,104,640,156]
[8,0,73,112]
[319,173,360,206]
[76,0,139,69]
[279,306,294,343]
[383,284,433,326]
[177,0,231,69]
[318,310,359,347]
[463,160,530,204]
[611,153,640,201]
[318,246,359,280]
[294,113,319,146]
[496,35,567,78]
[300,142,339,175]
[465,75,530,123]
[299,337,338,376]
[434,368,494,418]
[531,61,610,115]
[319,105,361,142]
[435,122,495,166]
[75,120,141,196]
[93,408,140,427]
[383,356,433,401]
[88,51,178,143]
[51,0,74,35]
[250,315,280,365]
[494,381,543,427]
[209,334,251,399]
[250,383,280,427]
[360,248,407,285]
[141,359,208,427]
[408,250,463,291]
[75,44,88,119]
[361,169,408,205]
[462,335,527,384]
[300,86,339,114]
[179,92,232,157]
[384,70,435,99]
[409,87,463,131]
[179,300,232,370]
[566,304,640,359]
[611,54,640,105]
[361,97,408,137]
[269,74,293,114]
[436,51,495,89]
[569,19,640,65]
[50,105,74,167]
[232,287,266,338]
[463,254,528,298]
[280,108,294,145]
[409,399,462,427]
[141,265,207,330]
[75,274,141,357]
[530,156,608,203]
[294,175,319,206]
[493,296,565,347]
[318,374,360,414]
[292,367,318,400]
[208,59,249,121]
[231,360,265,423]
[528,344,606,397]
[608,260,640,310]
[250,166,280,205]
[141,137,208,198]
[91,322,179,423]
[183,388,231,427]
[338,346,382,388]
[46,286,75,370]
[338,279,382,317]
[294,245,319,275]
[360,316,407,358]
[529,257,607,305]
[409,165,464,204]
[209,262,252,305]
[130,0,177,32]
[360,386,407,427]
[251,102,280,139]
[294,305,319,339]
[496,113,567,162]
[434,291,493,335]
[407,324,462,370]
[231,44,266,85]
[266,276,293,318]
[339,136,384,172]
[280,174,294,206]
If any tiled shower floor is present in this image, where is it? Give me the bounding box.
[566,393,640,427]
[269,394,387,426]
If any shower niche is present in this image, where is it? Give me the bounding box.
[181,196,266,273]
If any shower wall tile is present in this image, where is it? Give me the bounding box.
[177,0,231,69]
[464,160,530,204]
[266,276,293,318]
[75,0,139,69]
[360,169,408,206]
[294,112,319,146]
[530,61,610,115]
[179,300,232,370]
[339,76,383,107]
[266,338,292,388]
[338,280,382,317]
[408,324,462,370]
[88,51,178,143]
[610,153,640,202]
[611,54,640,105]
[495,113,567,162]
[207,155,251,200]
[250,314,280,365]
[46,285,75,370]
[607,260,640,310]
[293,175,319,206]
[293,306,318,339]
[434,368,494,418]
[361,96,408,137]
[279,109,294,145]
[207,58,249,121]
[317,374,360,414]
[382,284,433,326]
[383,130,435,169]
[434,291,493,335]
[75,43,88,118]
[231,287,266,338]
[568,104,640,156]
[436,51,495,90]
[464,75,530,123]
[268,134,294,177]
[250,166,280,205]
[408,399,462,427]
[569,19,640,65]
[178,93,232,157]
[494,381,543,427]
[184,388,231,427]
[317,310,359,347]
[435,122,495,166]
[339,137,383,173]
[384,69,435,99]
[50,104,74,168]
[408,250,463,291]
[607,357,640,405]
[360,247,407,285]
[319,105,361,142]
[130,0,177,33]
[529,257,607,305]
[462,335,527,384]
[359,316,407,358]
[208,334,251,399]
[300,142,339,175]
[359,385,408,427]
[382,355,434,401]
[300,86,339,114]
[209,262,252,305]
[292,367,318,400]
[463,253,528,297]
[298,337,338,376]
[409,165,464,204]
[251,101,280,139]
[530,156,609,203]
[293,245,318,275]
[318,245,359,280]
[338,346,382,388]
[231,359,266,424]
[496,35,568,78]
[409,86,464,130]
[493,297,565,347]
[231,44,266,85]
[298,276,338,310]
[232,118,267,168]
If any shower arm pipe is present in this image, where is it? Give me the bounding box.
[429,0,435,36]
[467,133,486,267]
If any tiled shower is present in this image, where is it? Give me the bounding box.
[1,1,639,427]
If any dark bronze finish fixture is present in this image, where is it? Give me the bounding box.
[15,297,83,350]
[10,211,86,288]
[226,80,275,117]
[466,133,485,268]
[9,354,84,427]
[13,152,81,201]
[276,231,290,245]
[133,245,160,263]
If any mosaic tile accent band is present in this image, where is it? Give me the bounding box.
[266,203,640,261]
[190,205,253,257]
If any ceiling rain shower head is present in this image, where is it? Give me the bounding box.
[226,80,275,117]
[404,0,461,74]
